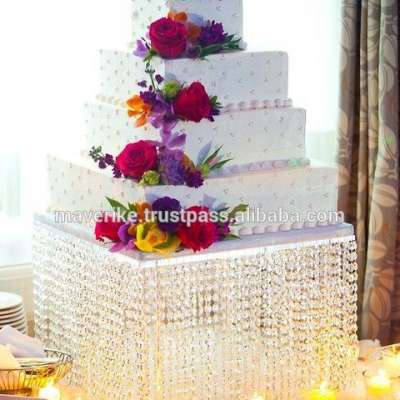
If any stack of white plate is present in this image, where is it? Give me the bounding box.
[0,292,27,334]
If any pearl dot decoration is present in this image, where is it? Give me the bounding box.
[33,215,358,400]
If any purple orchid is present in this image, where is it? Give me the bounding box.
[158,148,186,186]
[148,93,179,134]
[199,21,227,47]
[160,129,186,149]
[110,223,136,252]
[133,39,149,58]
[152,197,182,233]
[140,89,157,104]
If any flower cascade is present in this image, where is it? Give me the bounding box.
[134,10,242,61]
[126,68,222,133]
[89,133,232,188]
[95,196,248,255]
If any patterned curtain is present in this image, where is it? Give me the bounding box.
[338,0,399,344]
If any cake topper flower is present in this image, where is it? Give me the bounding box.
[126,65,222,133]
[134,11,242,62]
[89,137,232,189]
[94,196,248,255]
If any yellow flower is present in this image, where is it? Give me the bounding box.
[135,223,181,255]
[126,95,151,127]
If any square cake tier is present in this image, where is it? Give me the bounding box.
[130,0,243,41]
[47,155,339,235]
[82,101,306,167]
[99,50,288,105]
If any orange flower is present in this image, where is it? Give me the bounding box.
[182,154,196,171]
[168,10,188,23]
[167,10,201,42]
[135,202,152,223]
[187,22,202,42]
[126,95,151,127]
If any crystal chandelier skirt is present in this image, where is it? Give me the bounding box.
[33,214,358,400]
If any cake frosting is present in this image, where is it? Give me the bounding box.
[47,155,338,235]
[83,102,306,167]
[130,0,244,42]
[46,0,339,246]
[99,50,289,104]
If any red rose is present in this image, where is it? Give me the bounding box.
[115,141,158,180]
[173,82,213,122]
[177,206,219,252]
[149,17,188,59]
[95,215,124,243]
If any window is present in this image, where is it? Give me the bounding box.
[245,0,341,162]
[0,0,341,266]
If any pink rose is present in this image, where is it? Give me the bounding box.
[115,141,158,180]
[149,17,188,59]
[173,82,213,122]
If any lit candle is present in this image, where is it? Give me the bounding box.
[304,382,337,400]
[382,352,400,378]
[366,369,392,397]
[39,384,61,400]
[251,394,266,400]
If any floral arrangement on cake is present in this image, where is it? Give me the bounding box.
[134,10,242,61]
[95,196,248,255]
[89,131,231,188]
[126,67,221,132]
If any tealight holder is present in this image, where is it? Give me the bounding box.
[364,369,394,400]
[380,345,400,379]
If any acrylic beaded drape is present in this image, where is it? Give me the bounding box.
[33,218,358,400]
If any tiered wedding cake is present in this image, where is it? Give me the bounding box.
[46,0,339,237]
[34,2,358,399]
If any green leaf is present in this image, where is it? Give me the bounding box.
[228,204,249,221]
[106,197,129,219]
[89,146,103,162]
[203,145,223,166]
[154,235,179,250]
[143,48,157,64]
[210,159,233,171]
[128,203,138,213]
[199,44,223,58]
[223,234,240,241]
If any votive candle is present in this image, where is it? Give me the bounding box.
[367,369,392,398]
[39,384,61,400]
[304,382,337,400]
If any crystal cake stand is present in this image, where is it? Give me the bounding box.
[33,214,358,400]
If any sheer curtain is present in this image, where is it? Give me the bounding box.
[245,0,341,162]
[0,0,131,266]
[0,0,341,267]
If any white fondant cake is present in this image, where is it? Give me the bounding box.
[130,0,243,41]
[47,155,338,235]
[45,0,340,240]
[99,50,289,104]
[83,101,306,166]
